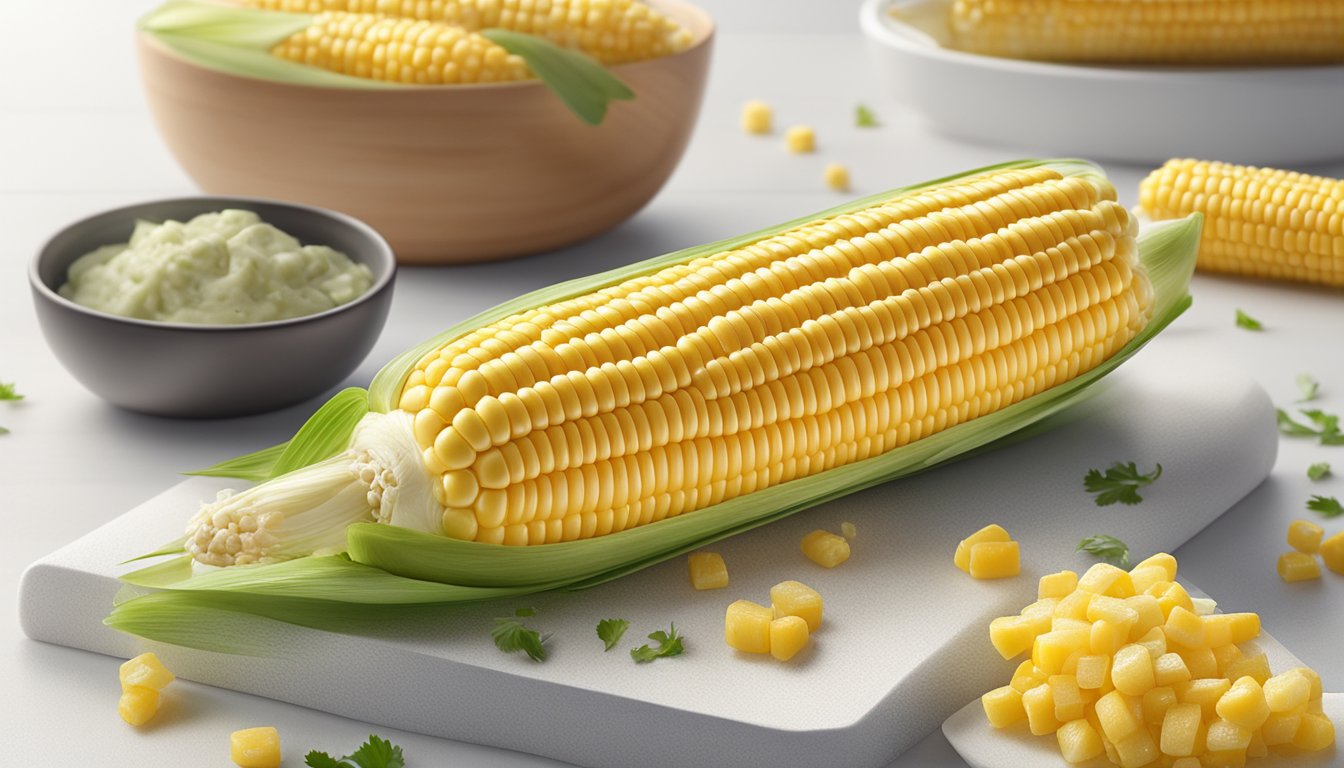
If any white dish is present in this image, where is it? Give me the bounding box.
[860,0,1344,166]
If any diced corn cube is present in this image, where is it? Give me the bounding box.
[1124,595,1164,641]
[1261,711,1302,745]
[969,540,1020,579]
[1021,597,1060,634]
[769,616,810,662]
[982,685,1026,728]
[1023,683,1061,735]
[824,163,850,192]
[1178,678,1232,716]
[1133,626,1168,659]
[1164,606,1207,648]
[1180,646,1218,679]
[1277,551,1321,582]
[1225,651,1270,685]
[1204,613,1260,647]
[784,125,815,153]
[1096,690,1142,742]
[1160,702,1202,757]
[1293,711,1337,751]
[1206,718,1253,751]
[1087,595,1138,627]
[1321,530,1344,575]
[770,580,823,632]
[117,685,160,727]
[1216,676,1270,731]
[840,522,856,540]
[1142,686,1178,725]
[954,524,1011,571]
[1154,653,1192,687]
[1034,629,1090,675]
[1011,660,1046,693]
[1054,590,1091,621]
[1039,570,1078,599]
[1056,718,1104,764]
[1288,666,1323,702]
[231,727,281,768]
[1076,655,1110,690]
[1112,644,1157,696]
[1263,670,1311,713]
[1050,675,1085,721]
[1078,563,1135,597]
[1153,582,1194,618]
[740,101,772,134]
[1202,750,1249,768]
[801,529,850,568]
[1247,726,1268,758]
[1052,617,1091,634]
[119,652,175,692]
[1287,519,1324,553]
[989,615,1035,660]
[687,552,729,590]
[1212,644,1243,677]
[1191,597,1218,616]
[724,600,772,654]
[1114,728,1157,768]
[1128,565,1169,594]
[1090,619,1129,656]
[1132,553,1178,581]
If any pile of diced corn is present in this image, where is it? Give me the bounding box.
[118,652,176,727]
[955,523,1022,580]
[981,554,1335,766]
[725,580,823,661]
[1278,519,1344,582]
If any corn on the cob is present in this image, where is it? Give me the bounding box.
[247,0,693,64]
[949,0,1344,65]
[1139,159,1344,288]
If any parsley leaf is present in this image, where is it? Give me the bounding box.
[1277,408,1344,445]
[305,735,406,768]
[1084,462,1163,506]
[1308,462,1332,481]
[631,624,685,663]
[596,618,629,651]
[0,381,21,401]
[492,608,549,662]
[855,104,879,128]
[1307,495,1344,519]
[1234,309,1264,331]
[1297,374,1320,402]
[1077,534,1131,568]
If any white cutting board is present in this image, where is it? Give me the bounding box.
[19,345,1278,768]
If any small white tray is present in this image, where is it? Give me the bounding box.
[860,0,1344,165]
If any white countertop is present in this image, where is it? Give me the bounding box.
[4,1,1342,765]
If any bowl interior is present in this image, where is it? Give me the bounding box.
[34,196,396,328]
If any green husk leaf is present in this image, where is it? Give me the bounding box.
[270,388,370,478]
[481,29,634,125]
[119,537,188,565]
[120,555,196,588]
[140,0,313,48]
[185,441,290,481]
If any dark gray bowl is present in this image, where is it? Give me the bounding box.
[31,197,396,418]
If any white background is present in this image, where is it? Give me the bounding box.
[3,1,1343,766]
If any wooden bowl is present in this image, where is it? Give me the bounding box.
[136,1,713,264]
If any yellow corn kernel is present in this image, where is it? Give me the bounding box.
[1011,660,1047,693]
[770,580,823,632]
[1278,551,1322,582]
[1178,678,1232,716]
[841,522,857,539]
[1113,728,1157,768]
[990,615,1035,660]
[1164,606,1207,648]
[1038,570,1078,599]
[1076,654,1110,690]
[1205,718,1253,752]
[1133,552,1178,581]
[1203,613,1260,647]
[1321,530,1344,574]
[1288,519,1325,554]
[1023,683,1061,735]
[954,524,1011,572]
[982,684,1026,728]
[1216,676,1270,731]
[1034,629,1090,675]
[824,163,851,193]
[969,540,1020,579]
[740,101,772,134]
[230,727,281,768]
[1263,670,1311,713]
[1153,581,1194,618]
[1112,644,1157,696]
[724,600,772,654]
[1078,563,1135,597]
[1050,675,1085,721]
[769,615,810,661]
[1180,646,1218,680]
[1191,597,1219,616]
[1021,598,1059,635]
[1154,652,1192,687]
[117,685,160,727]
[1212,644,1243,677]
[1124,595,1164,641]
[1054,590,1092,621]
[1161,702,1202,757]
[1053,617,1091,634]
[1090,619,1129,656]
[1261,711,1302,746]
[1087,594,1138,627]
[1224,652,1271,686]
[1288,666,1324,702]
[1294,711,1337,751]
[687,551,728,590]
[1142,686,1177,725]
[801,529,850,568]
[1248,727,1268,758]
[1096,690,1142,742]
[1133,627,1167,660]
[784,125,815,154]
[1128,565,1168,594]
[119,652,175,692]
[1056,718,1104,763]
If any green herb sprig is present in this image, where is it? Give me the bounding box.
[1277,409,1344,445]
[305,734,405,768]
[1084,462,1163,506]
[1234,309,1264,331]
[1297,374,1320,402]
[492,607,549,662]
[1077,534,1131,567]
[631,624,684,663]
[596,618,629,651]
[1308,462,1332,481]
[855,104,879,127]
[1307,495,1343,519]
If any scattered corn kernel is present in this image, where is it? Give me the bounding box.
[119,652,175,692]
[1039,570,1078,599]
[784,125,815,153]
[231,727,281,768]
[724,600,773,654]
[687,551,729,590]
[1277,551,1321,582]
[824,163,850,192]
[801,529,850,568]
[955,524,1011,572]
[117,685,160,727]
[1320,530,1344,575]
[1057,718,1104,763]
[982,685,1026,728]
[969,540,1021,579]
[770,580,823,632]
[1288,519,1324,554]
[840,522,857,540]
[769,615,810,662]
[740,100,772,134]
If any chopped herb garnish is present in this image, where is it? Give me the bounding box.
[0,381,21,401]
[1084,462,1163,506]
[1308,462,1332,481]
[631,624,685,663]
[596,618,629,651]
[1307,495,1343,519]
[1077,534,1131,568]
[1297,374,1320,402]
[305,734,406,768]
[855,103,879,127]
[1234,309,1264,331]
[492,607,549,662]
[1276,409,1344,445]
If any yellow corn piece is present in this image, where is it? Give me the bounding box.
[687,551,728,590]
[1288,520,1325,554]
[982,685,1026,728]
[825,163,851,192]
[1322,531,1344,575]
[770,580,823,632]
[785,125,815,154]
[769,615,809,661]
[231,727,281,768]
[119,652,175,692]
[724,600,772,654]
[801,530,850,568]
[117,686,160,727]
[1278,551,1322,582]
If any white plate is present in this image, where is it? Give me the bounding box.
[860,0,1344,166]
